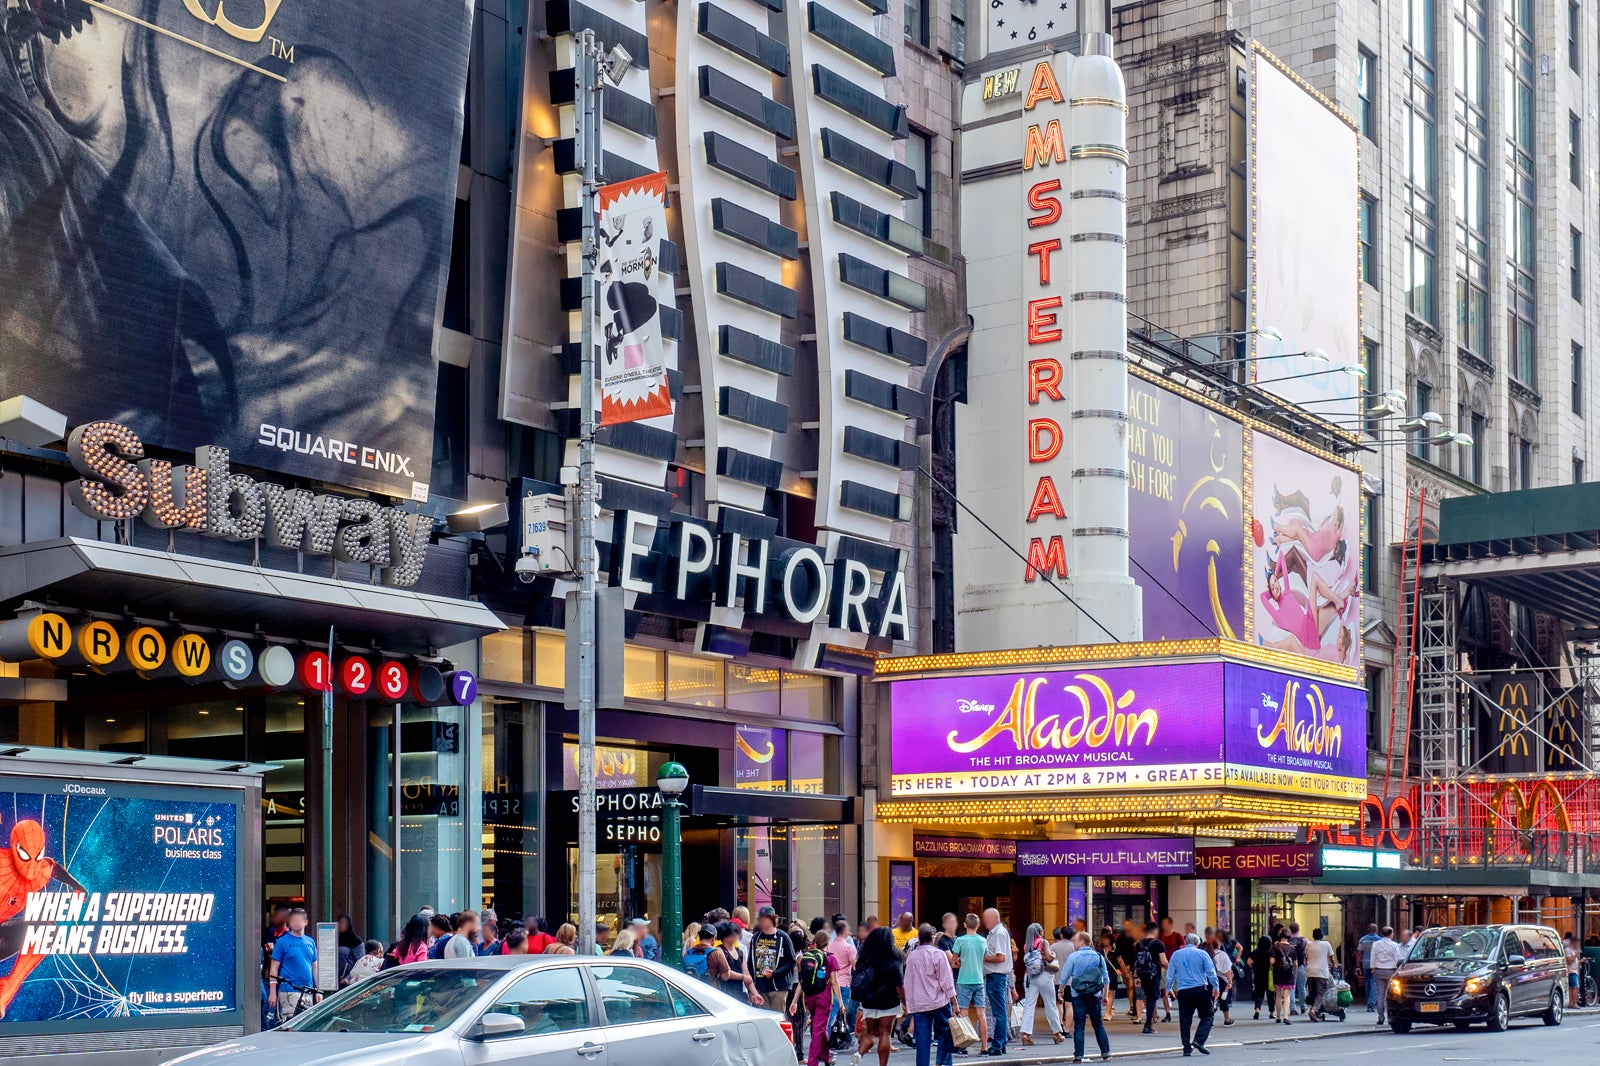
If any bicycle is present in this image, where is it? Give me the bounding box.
[1579,958,1598,1009]
[270,980,325,1027]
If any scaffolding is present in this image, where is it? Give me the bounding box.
[1415,589,1459,862]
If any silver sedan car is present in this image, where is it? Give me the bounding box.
[171,956,796,1066]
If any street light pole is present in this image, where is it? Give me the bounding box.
[575,27,604,959]
[657,761,690,968]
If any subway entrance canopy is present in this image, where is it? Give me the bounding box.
[1422,481,1600,631]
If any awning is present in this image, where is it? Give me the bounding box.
[1422,482,1600,629]
[689,785,855,826]
[1259,866,1600,895]
[0,537,504,654]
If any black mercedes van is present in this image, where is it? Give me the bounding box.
[1387,924,1567,1033]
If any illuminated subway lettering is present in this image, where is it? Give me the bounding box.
[68,420,431,587]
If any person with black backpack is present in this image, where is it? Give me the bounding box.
[800,929,843,1066]
[1133,922,1168,1034]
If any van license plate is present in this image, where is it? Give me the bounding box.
[1419,1003,1441,1013]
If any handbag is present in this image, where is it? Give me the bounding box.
[829,1006,854,1051]
[948,1013,980,1050]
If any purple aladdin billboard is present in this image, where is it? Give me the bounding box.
[1223,663,1366,799]
[889,663,1225,796]
[1128,377,1247,641]
[889,659,1364,799]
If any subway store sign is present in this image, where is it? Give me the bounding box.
[0,612,476,704]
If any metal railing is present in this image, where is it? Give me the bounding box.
[1407,829,1600,875]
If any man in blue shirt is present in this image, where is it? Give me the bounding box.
[1357,924,1381,1011]
[1165,933,1217,1057]
[268,908,319,1021]
[1061,932,1111,1063]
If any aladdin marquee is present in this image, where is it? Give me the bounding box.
[876,639,1366,830]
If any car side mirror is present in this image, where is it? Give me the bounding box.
[1506,954,1526,967]
[472,1012,527,1040]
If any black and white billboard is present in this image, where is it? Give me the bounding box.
[0,0,473,500]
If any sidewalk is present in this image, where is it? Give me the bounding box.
[957,1001,1600,1062]
[991,1004,1379,1061]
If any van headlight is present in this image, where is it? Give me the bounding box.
[1389,978,1403,995]
[1464,976,1490,994]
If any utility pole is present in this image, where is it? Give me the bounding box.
[574,27,604,958]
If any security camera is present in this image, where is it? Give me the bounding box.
[515,554,542,584]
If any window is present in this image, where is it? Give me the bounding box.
[1575,343,1585,415]
[1517,436,1534,490]
[1453,0,1487,357]
[1571,0,1582,72]
[592,964,692,1025]
[1575,456,1585,484]
[903,0,927,46]
[1404,0,1438,325]
[951,0,966,63]
[1509,296,1537,385]
[490,967,594,1033]
[1363,339,1381,434]
[1359,194,1378,286]
[1362,495,1379,592]
[905,129,933,238]
[1365,669,1385,754]
[1469,412,1486,483]
[1413,380,1433,459]
[1357,48,1377,139]
[1571,113,1583,186]
[1573,227,1585,301]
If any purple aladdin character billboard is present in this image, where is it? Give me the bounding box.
[1128,377,1247,641]
[889,659,1365,799]
[888,663,1226,797]
[1251,432,1361,667]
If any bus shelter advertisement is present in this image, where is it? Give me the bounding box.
[0,776,239,1031]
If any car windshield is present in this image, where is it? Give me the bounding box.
[1408,928,1496,962]
[288,969,502,1034]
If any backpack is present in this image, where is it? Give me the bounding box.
[427,935,451,960]
[1070,953,1106,995]
[799,947,830,995]
[683,947,712,981]
[1134,940,1160,983]
[1024,941,1044,978]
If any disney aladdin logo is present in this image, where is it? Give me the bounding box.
[183,0,283,43]
[1255,679,1343,757]
[947,675,1159,754]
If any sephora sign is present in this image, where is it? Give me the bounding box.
[609,511,909,640]
[66,421,431,587]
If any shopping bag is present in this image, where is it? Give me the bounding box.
[1009,1003,1025,1036]
[949,1014,980,1049]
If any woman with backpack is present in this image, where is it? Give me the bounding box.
[708,920,762,1006]
[799,928,843,1066]
[1269,928,1297,1025]
[1017,923,1064,1044]
[851,927,906,1066]
[1250,935,1272,1019]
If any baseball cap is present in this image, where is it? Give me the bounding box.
[757,906,777,919]
[595,922,610,933]
[629,917,649,928]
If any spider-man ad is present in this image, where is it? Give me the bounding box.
[0,779,238,1027]
[0,0,472,500]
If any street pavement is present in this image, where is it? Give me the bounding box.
[925,1004,1600,1063]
